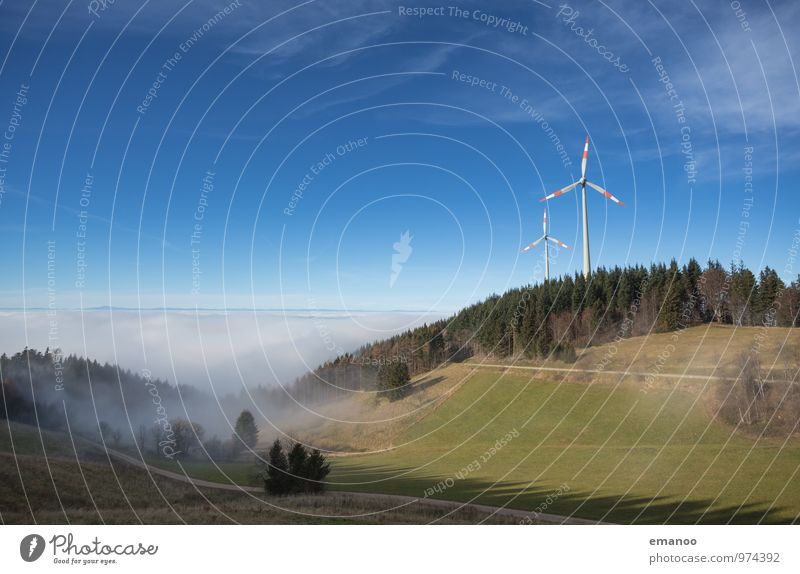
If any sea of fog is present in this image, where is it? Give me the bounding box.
[0,309,443,394]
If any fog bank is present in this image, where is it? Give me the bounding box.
[0,309,442,395]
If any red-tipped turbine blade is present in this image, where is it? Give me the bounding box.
[581,135,589,179]
[542,209,547,235]
[539,181,580,202]
[521,236,545,252]
[549,236,570,249]
[586,180,625,206]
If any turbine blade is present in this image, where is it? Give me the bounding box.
[539,181,580,202]
[542,209,547,235]
[581,135,589,179]
[548,236,570,249]
[521,236,545,252]
[586,180,625,206]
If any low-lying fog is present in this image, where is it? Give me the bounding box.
[0,309,441,395]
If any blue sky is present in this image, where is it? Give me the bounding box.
[0,0,798,312]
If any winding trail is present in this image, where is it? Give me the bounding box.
[103,446,603,525]
[468,362,797,383]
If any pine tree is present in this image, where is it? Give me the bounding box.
[659,261,686,331]
[233,410,259,454]
[287,442,309,493]
[264,439,290,495]
[304,449,331,493]
[730,263,757,325]
[756,267,784,325]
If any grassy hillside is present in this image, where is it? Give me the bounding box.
[293,325,800,452]
[480,324,800,381]
[322,347,799,523]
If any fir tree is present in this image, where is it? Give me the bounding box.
[233,410,259,454]
[264,439,290,495]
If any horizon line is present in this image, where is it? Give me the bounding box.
[0,306,451,314]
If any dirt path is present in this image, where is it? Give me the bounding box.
[468,361,797,383]
[104,447,603,525]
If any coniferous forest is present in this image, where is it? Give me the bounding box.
[282,259,798,403]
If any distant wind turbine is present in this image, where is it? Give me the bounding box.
[522,208,569,281]
[540,135,624,279]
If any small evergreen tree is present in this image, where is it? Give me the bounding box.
[304,448,331,493]
[287,442,309,493]
[233,410,259,454]
[264,439,290,495]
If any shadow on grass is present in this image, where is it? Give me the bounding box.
[413,375,447,393]
[328,461,792,525]
[0,448,791,525]
[0,451,520,525]
[1,421,793,525]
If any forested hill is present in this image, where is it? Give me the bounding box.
[446,259,796,357]
[0,349,201,433]
[285,259,798,402]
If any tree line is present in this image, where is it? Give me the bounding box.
[273,259,798,404]
[447,259,797,360]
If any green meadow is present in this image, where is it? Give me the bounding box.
[327,368,800,524]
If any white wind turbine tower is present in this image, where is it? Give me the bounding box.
[522,208,569,281]
[540,135,624,279]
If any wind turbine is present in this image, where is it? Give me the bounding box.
[522,208,569,281]
[540,135,624,279]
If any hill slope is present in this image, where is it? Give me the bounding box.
[326,362,799,523]
[295,325,800,452]
[294,326,800,524]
